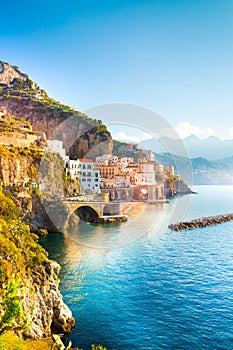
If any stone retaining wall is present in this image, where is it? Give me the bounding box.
[0,133,39,147]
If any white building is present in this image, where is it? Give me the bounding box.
[154,162,164,174]
[114,175,131,188]
[146,150,155,162]
[120,157,134,164]
[134,171,157,185]
[46,140,67,160]
[66,159,80,179]
[139,161,155,174]
[66,158,100,194]
[166,165,175,176]
[95,154,118,163]
[135,161,157,185]
[117,157,134,171]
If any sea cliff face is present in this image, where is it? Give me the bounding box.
[0,191,75,339]
[0,145,78,339]
[22,261,75,339]
[164,176,193,197]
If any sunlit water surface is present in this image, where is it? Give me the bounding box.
[40,186,233,350]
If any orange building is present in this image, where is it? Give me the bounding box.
[98,164,118,178]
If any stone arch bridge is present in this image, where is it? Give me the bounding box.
[43,199,123,231]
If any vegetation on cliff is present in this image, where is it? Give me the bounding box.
[0,144,42,185]
[0,186,75,341]
[0,143,81,234]
[0,113,32,134]
[0,188,47,335]
[164,174,193,197]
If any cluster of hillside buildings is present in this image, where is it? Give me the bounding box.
[47,140,175,201]
[0,134,175,202]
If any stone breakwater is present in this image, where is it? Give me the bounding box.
[169,213,233,231]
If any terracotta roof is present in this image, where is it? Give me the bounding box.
[126,164,139,168]
[78,158,93,162]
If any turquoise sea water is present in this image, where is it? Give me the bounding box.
[40,186,233,350]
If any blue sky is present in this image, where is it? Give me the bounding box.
[1,0,233,139]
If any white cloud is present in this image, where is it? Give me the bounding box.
[112,131,152,143]
[176,121,215,139]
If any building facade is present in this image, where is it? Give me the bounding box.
[66,158,100,194]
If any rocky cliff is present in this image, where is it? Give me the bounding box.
[0,143,81,234]
[0,61,112,159]
[0,61,28,85]
[164,175,193,197]
[22,261,75,339]
[0,191,75,339]
[0,145,41,186]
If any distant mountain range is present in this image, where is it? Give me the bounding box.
[154,153,233,185]
[140,135,233,161]
[113,139,233,185]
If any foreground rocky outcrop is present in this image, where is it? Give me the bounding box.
[0,190,75,339]
[169,213,233,231]
[22,261,75,339]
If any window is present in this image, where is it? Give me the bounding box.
[82,178,86,182]
[87,165,92,169]
[95,179,99,182]
[87,172,91,176]
[82,172,86,176]
[87,178,91,182]
[83,165,86,169]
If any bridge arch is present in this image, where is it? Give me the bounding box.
[67,204,102,225]
[74,206,99,222]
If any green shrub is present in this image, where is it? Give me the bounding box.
[0,274,27,335]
